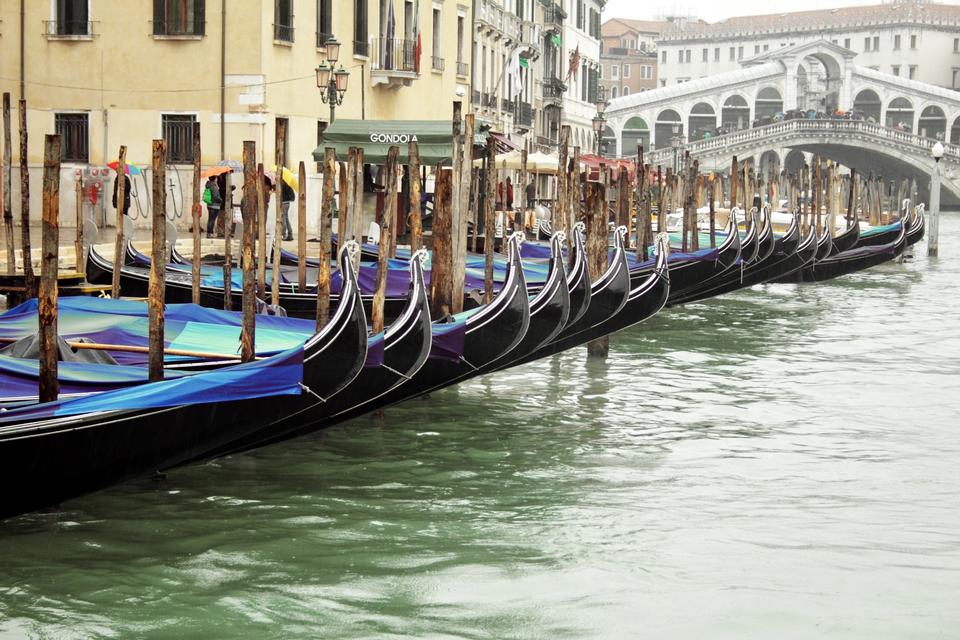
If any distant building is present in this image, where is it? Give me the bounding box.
[656,1,960,90]
[600,19,668,101]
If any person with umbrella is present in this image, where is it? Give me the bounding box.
[204,174,223,238]
[107,160,141,221]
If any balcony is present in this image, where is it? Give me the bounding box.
[44,19,95,39]
[502,98,515,113]
[354,39,369,57]
[518,20,542,58]
[432,56,445,72]
[516,102,534,128]
[544,2,566,30]
[457,61,469,78]
[317,31,332,48]
[542,76,567,105]
[473,89,481,104]
[273,23,294,43]
[371,37,418,88]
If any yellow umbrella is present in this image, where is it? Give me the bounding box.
[268,165,300,191]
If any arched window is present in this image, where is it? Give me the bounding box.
[622,116,650,153]
[754,87,783,123]
[654,109,682,150]
[721,94,749,131]
[853,89,881,123]
[611,86,619,99]
[688,102,716,141]
[918,105,947,140]
[885,97,914,131]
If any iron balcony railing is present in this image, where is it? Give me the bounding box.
[372,37,416,73]
[274,22,294,42]
[542,76,567,101]
[457,61,469,77]
[354,39,369,57]
[516,102,534,128]
[432,56,445,72]
[317,31,333,48]
[44,19,93,36]
[544,2,566,25]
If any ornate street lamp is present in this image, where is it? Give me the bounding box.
[929,140,944,256]
[317,36,349,124]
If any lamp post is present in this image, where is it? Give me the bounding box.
[316,37,349,124]
[928,140,943,257]
[592,92,608,156]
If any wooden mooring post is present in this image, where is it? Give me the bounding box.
[846,168,857,229]
[148,140,166,382]
[241,141,257,363]
[297,160,307,291]
[317,148,335,331]
[19,99,34,299]
[482,137,496,304]
[585,168,609,359]
[408,141,422,253]
[256,163,267,297]
[2,93,14,275]
[431,165,454,317]
[556,126,570,239]
[271,119,286,307]
[191,122,201,304]
[38,134,61,403]
[372,146,399,334]
[74,173,84,271]
[222,170,233,311]
[111,145,127,299]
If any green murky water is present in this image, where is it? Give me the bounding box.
[1,217,958,639]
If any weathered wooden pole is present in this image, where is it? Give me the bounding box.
[191,122,201,304]
[372,146,399,334]
[813,157,822,235]
[431,165,454,317]
[18,99,34,298]
[617,165,631,239]
[453,109,473,314]
[482,138,496,304]
[38,134,61,403]
[729,156,740,226]
[111,145,127,299]
[74,173,84,271]
[634,145,644,253]
[408,141,422,253]
[556,126,570,238]
[148,140,166,382]
[222,171,233,311]
[352,149,365,243]
[569,145,581,235]
[317,148,336,330]
[271,119,285,307]
[691,161,701,252]
[519,142,528,233]
[845,168,857,229]
[709,174,717,248]
[826,161,835,237]
[801,161,810,230]
[335,159,347,243]
[240,141,257,363]
[655,165,665,233]
[2,93,13,275]
[296,161,307,291]
[585,168,609,359]
[344,148,356,241]
[256,162,267,296]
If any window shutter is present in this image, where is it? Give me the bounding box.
[194,0,206,35]
[153,0,164,35]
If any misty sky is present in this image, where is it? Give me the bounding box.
[601,0,952,23]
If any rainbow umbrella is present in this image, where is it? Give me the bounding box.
[107,160,143,176]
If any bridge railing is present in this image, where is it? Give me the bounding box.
[644,119,960,167]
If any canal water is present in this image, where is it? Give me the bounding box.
[1,217,958,639]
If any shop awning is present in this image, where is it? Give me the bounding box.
[314,119,470,166]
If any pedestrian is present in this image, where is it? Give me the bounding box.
[505,177,514,211]
[280,178,295,241]
[203,174,223,238]
[112,173,132,221]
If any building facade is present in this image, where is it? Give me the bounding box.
[0,0,471,228]
[599,19,666,100]
[655,1,960,90]
[560,0,604,154]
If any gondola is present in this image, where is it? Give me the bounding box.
[799,215,907,282]
[906,206,925,246]
[828,217,861,255]
[666,209,761,307]
[854,219,901,248]
[0,245,368,519]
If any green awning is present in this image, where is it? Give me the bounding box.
[315,119,470,166]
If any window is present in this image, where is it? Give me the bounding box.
[864,37,870,51]
[677,50,683,63]
[894,34,901,50]
[737,46,743,59]
[622,87,629,96]
[640,65,652,79]
[910,34,917,49]
[516,0,524,18]
[754,45,760,55]
[611,86,618,99]
[611,64,618,79]
[953,68,959,89]
[909,65,917,79]
[598,65,603,79]
[873,36,879,50]
[162,114,197,164]
[714,47,720,61]
[456,14,465,65]
[729,46,735,61]
[702,48,708,62]
[685,49,691,63]
[354,0,368,55]
[576,0,584,30]
[622,64,630,78]
[52,0,89,36]
[955,38,959,53]
[892,65,900,76]
[660,79,667,87]
[763,44,768,52]
[275,117,289,166]
[831,39,837,45]
[317,0,331,46]
[581,66,588,102]
[677,77,689,83]
[153,0,205,36]
[661,50,666,63]
[844,38,850,49]
[431,8,442,70]
[55,113,89,163]
[274,0,293,42]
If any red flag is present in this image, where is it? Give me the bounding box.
[414,31,422,73]
[566,45,580,82]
